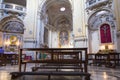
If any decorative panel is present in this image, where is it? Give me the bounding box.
[3,33,23,52]
[88,10,115,30]
[59,30,69,47]
[2,21,24,34]
[100,24,112,43]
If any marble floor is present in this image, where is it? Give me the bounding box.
[0,64,120,80]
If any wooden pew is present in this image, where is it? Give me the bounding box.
[88,53,95,65]
[88,53,120,68]
[107,53,120,68]
[25,51,82,72]
[0,54,6,66]
[95,54,108,66]
[10,48,90,80]
[10,71,91,80]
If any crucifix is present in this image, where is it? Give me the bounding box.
[101,25,109,42]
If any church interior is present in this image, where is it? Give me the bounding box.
[0,0,120,80]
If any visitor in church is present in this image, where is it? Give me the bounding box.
[0,47,4,54]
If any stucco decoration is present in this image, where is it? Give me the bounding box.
[88,10,115,31]
[0,16,24,34]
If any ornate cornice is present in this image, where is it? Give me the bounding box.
[86,0,113,13]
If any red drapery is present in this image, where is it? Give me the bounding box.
[100,24,112,43]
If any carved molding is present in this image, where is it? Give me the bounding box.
[88,9,115,31]
[86,0,113,11]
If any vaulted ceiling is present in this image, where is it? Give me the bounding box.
[42,0,72,31]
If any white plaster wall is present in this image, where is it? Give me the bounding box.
[113,0,120,31]
[23,42,36,59]
[91,31,99,53]
[117,37,120,52]
[72,0,88,49]
[74,38,87,48]
[113,0,120,52]
[0,32,2,47]
[51,31,58,48]
[23,0,39,48]
[73,0,86,37]
[24,0,38,40]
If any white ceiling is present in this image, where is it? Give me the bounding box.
[42,0,72,31]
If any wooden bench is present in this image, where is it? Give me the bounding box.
[10,71,91,80]
[10,48,90,80]
[32,65,83,72]
[0,54,6,66]
[88,53,120,68]
[107,53,120,68]
[88,53,95,65]
[0,53,18,65]
[23,59,84,72]
[22,51,83,72]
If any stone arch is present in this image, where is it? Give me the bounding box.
[0,16,24,34]
[39,0,72,12]
[39,0,72,25]
[87,8,115,31]
[88,8,115,24]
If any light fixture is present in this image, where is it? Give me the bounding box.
[60,7,66,11]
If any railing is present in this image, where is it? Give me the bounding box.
[0,3,26,14]
[86,0,109,9]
